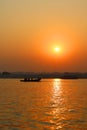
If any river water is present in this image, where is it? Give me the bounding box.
[0,79,87,130]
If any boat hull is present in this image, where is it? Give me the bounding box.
[20,80,41,82]
[20,78,41,82]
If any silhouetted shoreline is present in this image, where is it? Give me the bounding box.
[0,72,87,79]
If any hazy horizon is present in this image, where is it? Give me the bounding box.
[0,0,87,72]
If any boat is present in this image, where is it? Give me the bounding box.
[61,76,79,79]
[20,77,41,82]
[60,74,79,79]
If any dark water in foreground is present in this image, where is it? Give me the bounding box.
[0,79,87,130]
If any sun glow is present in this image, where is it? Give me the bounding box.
[54,47,60,52]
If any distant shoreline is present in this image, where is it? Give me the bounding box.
[0,72,87,79]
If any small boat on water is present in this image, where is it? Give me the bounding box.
[60,74,79,79]
[20,77,41,82]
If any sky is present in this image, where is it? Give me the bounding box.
[0,0,87,72]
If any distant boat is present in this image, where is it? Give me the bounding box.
[60,75,79,79]
[20,77,41,82]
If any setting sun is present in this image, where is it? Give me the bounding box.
[54,47,60,52]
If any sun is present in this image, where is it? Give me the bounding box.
[54,47,60,52]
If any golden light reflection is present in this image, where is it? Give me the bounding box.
[51,78,62,107]
[49,79,63,129]
[53,78,61,94]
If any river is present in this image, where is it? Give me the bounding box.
[0,79,87,130]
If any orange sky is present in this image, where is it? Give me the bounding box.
[0,0,87,72]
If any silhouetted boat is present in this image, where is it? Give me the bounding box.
[60,75,79,79]
[20,77,41,82]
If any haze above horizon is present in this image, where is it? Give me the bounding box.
[0,0,87,72]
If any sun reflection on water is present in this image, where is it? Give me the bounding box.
[53,79,61,94]
[52,78,62,103]
[48,79,64,129]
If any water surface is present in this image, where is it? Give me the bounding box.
[0,79,87,130]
